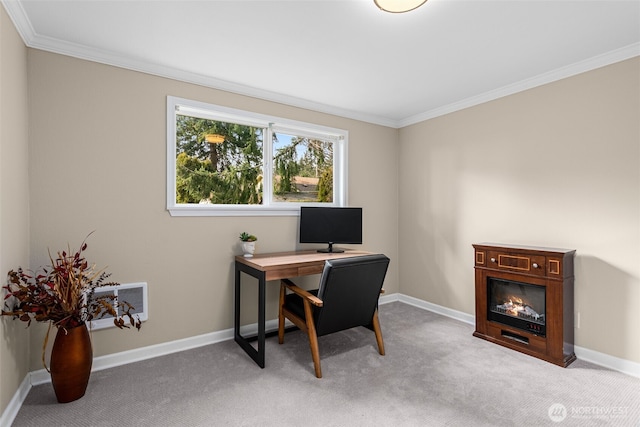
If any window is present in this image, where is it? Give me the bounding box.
[167,96,348,216]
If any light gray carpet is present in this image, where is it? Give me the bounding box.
[10,302,640,426]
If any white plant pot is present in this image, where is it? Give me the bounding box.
[241,241,256,257]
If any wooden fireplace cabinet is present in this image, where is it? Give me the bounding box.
[473,243,576,367]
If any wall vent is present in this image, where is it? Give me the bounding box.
[89,282,148,330]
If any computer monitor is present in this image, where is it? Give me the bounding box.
[299,206,363,253]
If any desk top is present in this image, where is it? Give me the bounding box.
[235,250,373,281]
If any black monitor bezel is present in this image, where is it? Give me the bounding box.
[299,206,363,253]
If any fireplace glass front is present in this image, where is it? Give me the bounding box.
[487,277,546,336]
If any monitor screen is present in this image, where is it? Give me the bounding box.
[299,207,363,253]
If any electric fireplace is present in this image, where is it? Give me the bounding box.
[488,277,546,336]
[473,243,576,367]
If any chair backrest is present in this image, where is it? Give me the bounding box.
[314,254,390,337]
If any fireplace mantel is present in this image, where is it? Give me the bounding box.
[473,243,576,367]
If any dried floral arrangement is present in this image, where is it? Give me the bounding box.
[1,234,142,333]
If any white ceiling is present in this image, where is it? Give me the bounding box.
[4,0,640,127]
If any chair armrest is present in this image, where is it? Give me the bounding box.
[281,279,323,307]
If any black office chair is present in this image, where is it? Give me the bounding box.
[278,254,390,378]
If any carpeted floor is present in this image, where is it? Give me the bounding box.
[10,302,640,426]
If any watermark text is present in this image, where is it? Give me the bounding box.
[548,403,629,423]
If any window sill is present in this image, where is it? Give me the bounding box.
[168,205,305,217]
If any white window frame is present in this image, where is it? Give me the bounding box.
[167,96,349,217]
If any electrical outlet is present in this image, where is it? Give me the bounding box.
[575,312,580,329]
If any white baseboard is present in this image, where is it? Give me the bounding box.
[0,375,30,427]
[397,293,476,325]
[393,294,640,378]
[29,317,286,386]
[30,328,234,386]
[574,345,640,378]
[378,292,400,306]
[4,294,639,426]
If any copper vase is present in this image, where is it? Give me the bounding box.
[50,323,93,403]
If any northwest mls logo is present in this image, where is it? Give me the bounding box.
[548,403,630,422]
[548,403,568,422]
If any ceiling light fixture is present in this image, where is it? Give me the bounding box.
[374,0,427,13]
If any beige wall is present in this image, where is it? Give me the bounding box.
[399,57,640,363]
[1,7,638,415]
[0,4,30,417]
[26,50,399,369]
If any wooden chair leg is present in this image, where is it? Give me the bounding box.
[278,282,286,344]
[372,309,385,356]
[303,300,322,378]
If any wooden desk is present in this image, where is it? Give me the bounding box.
[234,250,372,368]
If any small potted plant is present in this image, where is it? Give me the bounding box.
[239,232,257,258]
[1,233,141,403]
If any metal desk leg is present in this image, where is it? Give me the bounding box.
[234,261,266,368]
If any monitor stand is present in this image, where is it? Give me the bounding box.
[317,243,344,253]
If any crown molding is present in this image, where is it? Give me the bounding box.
[28,35,399,128]
[3,0,638,129]
[2,0,33,39]
[1,0,397,127]
[399,42,640,128]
